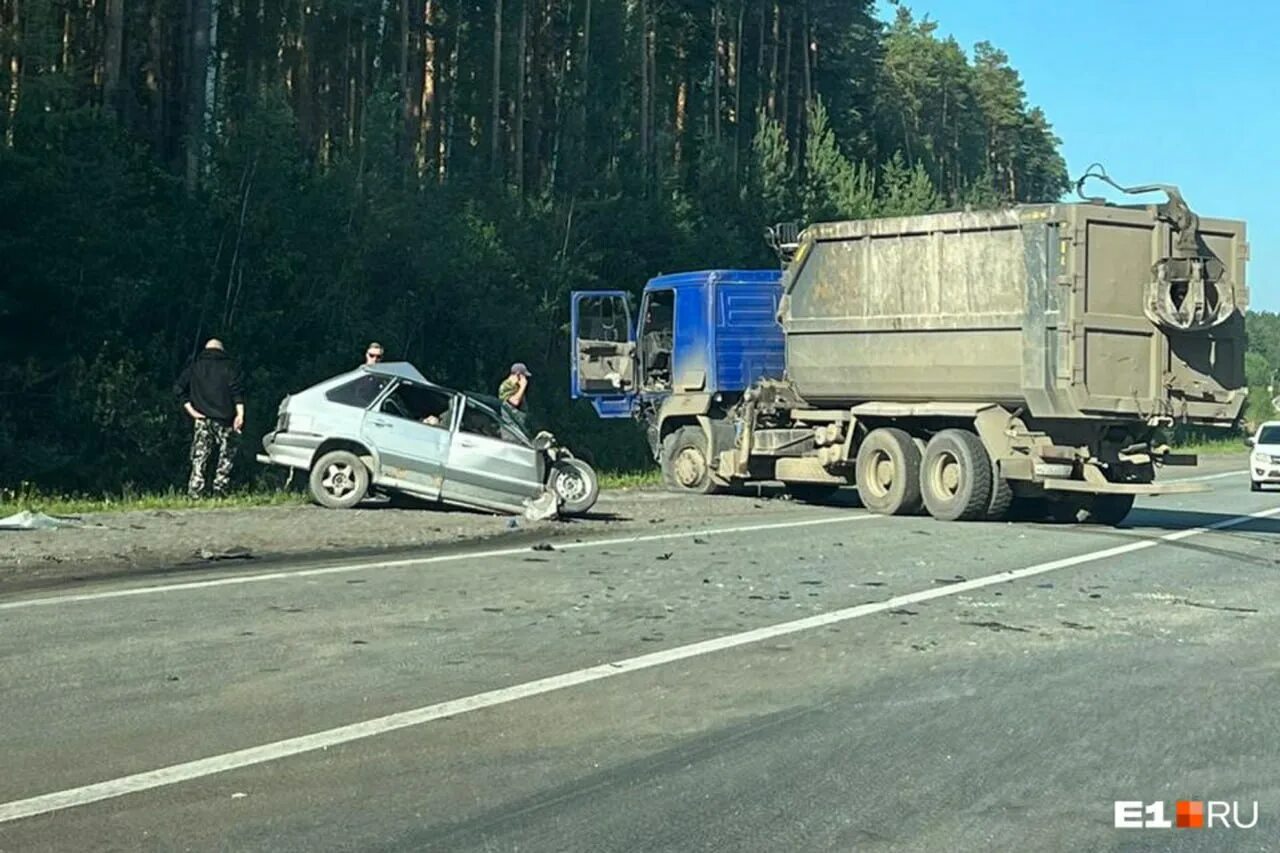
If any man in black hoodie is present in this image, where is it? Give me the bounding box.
[174,339,246,498]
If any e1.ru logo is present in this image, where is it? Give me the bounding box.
[1114,800,1258,829]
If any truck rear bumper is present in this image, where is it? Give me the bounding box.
[1041,478,1210,496]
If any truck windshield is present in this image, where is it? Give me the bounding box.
[639,289,674,390]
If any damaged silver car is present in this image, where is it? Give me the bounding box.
[256,363,599,517]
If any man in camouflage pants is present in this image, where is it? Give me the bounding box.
[174,339,246,498]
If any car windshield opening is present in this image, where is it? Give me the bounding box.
[380,382,453,428]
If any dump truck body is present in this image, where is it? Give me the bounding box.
[781,203,1248,426]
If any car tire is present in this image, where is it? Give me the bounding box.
[919,429,992,522]
[550,458,600,515]
[1251,480,1262,492]
[660,426,725,495]
[853,427,923,516]
[309,450,370,509]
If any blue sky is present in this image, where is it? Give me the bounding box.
[876,0,1280,311]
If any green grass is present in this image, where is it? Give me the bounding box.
[1167,437,1250,456]
[597,469,663,490]
[1,468,664,516]
[0,485,305,517]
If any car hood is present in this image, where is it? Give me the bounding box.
[1255,443,1280,455]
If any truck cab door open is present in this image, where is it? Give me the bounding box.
[571,291,637,417]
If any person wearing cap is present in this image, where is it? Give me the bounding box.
[498,363,531,411]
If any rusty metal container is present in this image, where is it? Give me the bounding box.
[777,199,1249,426]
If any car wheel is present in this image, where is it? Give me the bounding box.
[660,425,725,495]
[309,450,370,509]
[854,427,923,516]
[551,458,600,515]
[919,429,992,521]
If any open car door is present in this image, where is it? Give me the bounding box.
[570,290,637,418]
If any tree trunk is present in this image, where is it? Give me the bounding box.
[780,9,790,138]
[490,0,503,176]
[206,0,219,145]
[103,0,125,117]
[767,0,779,118]
[5,0,19,147]
[801,0,811,108]
[639,0,649,186]
[755,2,764,115]
[673,39,687,174]
[711,2,720,146]
[420,0,436,176]
[514,0,525,194]
[732,0,742,174]
[185,0,211,192]
[399,0,410,154]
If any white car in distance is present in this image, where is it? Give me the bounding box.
[1246,420,1280,492]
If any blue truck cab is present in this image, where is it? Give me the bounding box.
[571,270,784,488]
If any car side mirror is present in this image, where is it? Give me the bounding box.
[1245,437,1255,448]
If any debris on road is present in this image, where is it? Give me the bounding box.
[0,511,89,531]
[196,546,255,561]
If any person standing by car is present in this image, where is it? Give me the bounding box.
[498,362,530,411]
[364,342,384,366]
[174,338,246,499]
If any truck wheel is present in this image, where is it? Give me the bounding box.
[920,429,993,521]
[309,450,370,509]
[1084,494,1134,526]
[854,428,923,516]
[661,426,725,495]
[550,458,600,515]
[985,472,1014,521]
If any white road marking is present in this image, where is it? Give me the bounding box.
[1,503,1276,825]
[1164,469,1247,484]
[0,513,880,611]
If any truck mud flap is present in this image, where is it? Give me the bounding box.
[1041,478,1210,496]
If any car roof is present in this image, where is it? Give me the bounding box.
[365,361,431,384]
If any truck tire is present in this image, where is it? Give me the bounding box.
[661,425,725,495]
[854,428,923,516]
[985,471,1014,521]
[309,450,370,509]
[1084,493,1134,526]
[920,429,993,522]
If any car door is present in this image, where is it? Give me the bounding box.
[360,379,455,498]
[440,396,543,512]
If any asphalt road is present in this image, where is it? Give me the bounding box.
[2,459,1278,852]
